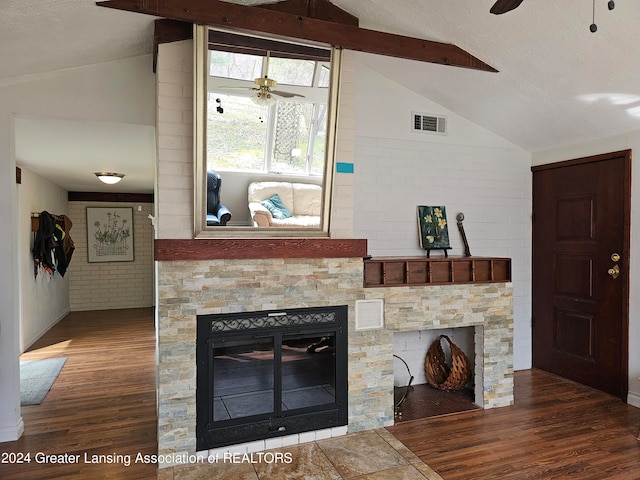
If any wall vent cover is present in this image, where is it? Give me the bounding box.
[355,299,384,331]
[412,112,447,135]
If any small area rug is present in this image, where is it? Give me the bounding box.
[20,357,67,406]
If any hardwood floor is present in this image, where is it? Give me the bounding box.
[388,369,640,480]
[4,312,640,480]
[0,308,157,480]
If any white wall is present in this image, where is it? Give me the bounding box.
[68,201,154,311]
[352,57,533,370]
[0,55,155,442]
[533,133,640,405]
[0,117,22,441]
[18,168,70,353]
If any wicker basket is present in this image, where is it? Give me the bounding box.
[424,335,471,391]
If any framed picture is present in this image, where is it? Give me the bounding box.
[417,205,451,252]
[87,207,134,262]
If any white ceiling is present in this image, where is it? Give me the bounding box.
[4,0,640,192]
[14,116,156,194]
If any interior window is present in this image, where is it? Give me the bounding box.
[317,64,331,88]
[207,93,266,172]
[209,51,262,81]
[268,57,315,87]
[207,51,330,176]
[194,27,340,237]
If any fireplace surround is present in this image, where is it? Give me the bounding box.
[155,241,513,466]
[196,305,348,449]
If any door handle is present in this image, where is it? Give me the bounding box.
[608,264,620,279]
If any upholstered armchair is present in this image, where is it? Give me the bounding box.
[206,170,232,226]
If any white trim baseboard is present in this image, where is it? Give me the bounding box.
[21,307,70,353]
[0,418,24,443]
[627,391,640,408]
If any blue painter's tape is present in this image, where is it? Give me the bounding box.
[336,162,354,174]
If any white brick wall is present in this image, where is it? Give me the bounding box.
[153,41,531,371]
[156,41,356,239]
[156,40,194,239]
[330,50,356,238]
[68,202,154,311]
[392,328,475,387]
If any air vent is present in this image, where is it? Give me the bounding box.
[355,299,384,331]
[412,112,447,135]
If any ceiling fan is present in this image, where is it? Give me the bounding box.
[490,0,525,15]
[490,0,615,32]
[491,0,615,16]
[220,51,305,106]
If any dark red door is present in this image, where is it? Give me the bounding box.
[532,151,630,399]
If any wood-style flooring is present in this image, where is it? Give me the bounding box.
[0,308,157,480]
[4,309,640,480]
[388,369,640,480]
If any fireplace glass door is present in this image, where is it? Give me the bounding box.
[281,332,336,411]
[197,305,347,449]
[213,336,275,421]
[212,332,337,421]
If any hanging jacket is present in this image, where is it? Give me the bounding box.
[32,211,58,277]
[55,216,75,277]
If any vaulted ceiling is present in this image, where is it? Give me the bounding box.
[3,0,640,190]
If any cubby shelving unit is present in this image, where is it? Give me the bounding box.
[363,256,511,287]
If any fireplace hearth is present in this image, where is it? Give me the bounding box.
[196,305,348,450]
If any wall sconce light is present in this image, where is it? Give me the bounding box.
[95,172,125,184]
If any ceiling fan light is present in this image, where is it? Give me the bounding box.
[251,92,276,107]
[95,172,125,184]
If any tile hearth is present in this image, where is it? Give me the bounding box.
[158,429,443,480]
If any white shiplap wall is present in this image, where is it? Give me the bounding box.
[352,57,533,370]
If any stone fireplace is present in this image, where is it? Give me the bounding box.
[155,240,513,466]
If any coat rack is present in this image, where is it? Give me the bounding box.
[31,212,65,232]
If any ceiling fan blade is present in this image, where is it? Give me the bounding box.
[217,86,252,91]
[271,90,305,98]
[490,0,525,14]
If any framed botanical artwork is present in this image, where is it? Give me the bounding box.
[417,205,451,255]
[87,207,134,262]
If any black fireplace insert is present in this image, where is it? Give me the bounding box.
[196,305,348,450]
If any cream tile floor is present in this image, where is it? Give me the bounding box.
[159,429,443,480]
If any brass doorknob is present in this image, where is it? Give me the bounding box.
[608,265,620,279]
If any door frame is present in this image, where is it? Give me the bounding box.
[531,149,631,399]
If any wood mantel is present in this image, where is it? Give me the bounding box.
[364,256,511,287]
[154,238,368,261]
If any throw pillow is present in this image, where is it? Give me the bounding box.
[260,194,292,220]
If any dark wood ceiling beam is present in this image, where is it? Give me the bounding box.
[96,0,497,72]
[153,19,193,72]
[258,0,359,27]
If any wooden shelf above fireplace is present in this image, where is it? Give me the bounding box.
[363,256,511,288]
